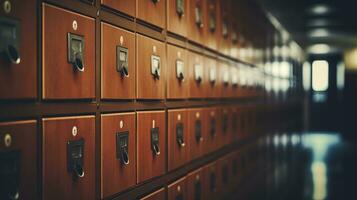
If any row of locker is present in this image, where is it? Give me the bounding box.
[103,0,241,57]
[0,106,261,199]
[141,141,263,200]
[0,3,262,100]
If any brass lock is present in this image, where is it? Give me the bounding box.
[210,117,216,137]
[116,132,130,165]
[0,17,21,65]
[176,0,185,17]
[194,64,203,83]
[194,2,203,28]
[68,33,85,72]
[195,120,202,142]
[176,59,185,81]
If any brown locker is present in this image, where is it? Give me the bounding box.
[187,0,206,44]
[167,44,189,99]
[0,0,37,99]
[42,4,95,99]
[101,113,136,198]
[168,109,188,171]
[101,22,136,99]
[141,187,166,200]
[204,0,218,50]
[218,61,231,98]
[43,115,95,200]
[137,111,166,183]
[168,177,187,200]
[101,0,136,16]
[203,161,219,200]
[167,0,188,37]
[136,34,166,99]
[137,0,166,28]
[188,51,206,99]
[188,108,205,161]
[204,56,219,98]
[204,107,220,154]
[217,0,231,56]
[187,168,204,200]
[0,120,37,199]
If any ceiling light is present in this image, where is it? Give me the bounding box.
[309,28,329,37]
[308,44,331,54]
[309,4,331,15]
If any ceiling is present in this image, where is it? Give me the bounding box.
[257,0,357,53]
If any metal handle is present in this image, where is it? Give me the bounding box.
[121,148,130,165]
[177,138,185,147]
[121,65,129,77]
[5,44,20,64]
[74,164,85,178]
[74,53,84,72]
[152,143,161,156]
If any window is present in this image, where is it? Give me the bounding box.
[312,60,329,92]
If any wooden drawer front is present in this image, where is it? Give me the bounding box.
[187,168,204,200]
[101,0,135,16]
[43,4,95,99]
[168,177,187,200]
[204,0,219,50]
[43,116,95,200]
[167,44,188,99]
[0,120,37,199]
[204,56,219,98]
[188,108,205,161]
[168,109,188,171]
[137,0,166,28]
[101,113,136,198]
[137,111,166,183]
[141,187,166,200]
[136,34,166,99]
[203,162,219,200]
[167,0,188,37]
[219,61,231,98]
[188,52,206,98]
[203,107,220,154]
[0,0,37,99]
[187,0,206,44]
[101,22,136,99]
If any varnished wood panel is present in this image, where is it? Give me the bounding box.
[101,22,136,99]
[43,4,95,99]
[42,116,95,200]
[187,168,204,200]
[141,187,166,200]
[0,0,37,99]
[137,111,166,183]
[188,51,206,98]
[137,0,166,28]
[101,0,136,16]
[136,34,166,99]
[167,44,189,99]
[188,108,206,161]
[187,0,206,44]
[101,113,136,198]
[168,109,188,171]
[168,177,187,200]
[167,0,188,37]
[0,120,37,199]
[204,0,218,50]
